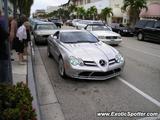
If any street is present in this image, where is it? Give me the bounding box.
[37,26,160,120]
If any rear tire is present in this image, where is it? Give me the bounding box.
[137,32,144,41]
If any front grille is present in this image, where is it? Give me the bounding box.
[106,36,118,39]
[109,58,116,65]
[42,35,49,38]
[78,68,121,77]
[83,61,97,66]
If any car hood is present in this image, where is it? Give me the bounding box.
[62,41,118,61]
[35,30,57,35]
[91,30,120,37]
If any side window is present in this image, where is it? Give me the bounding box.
[145,21,155,28]
[154,21,160,28]
[86,25,92,31]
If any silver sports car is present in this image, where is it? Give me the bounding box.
[47,30,125,80]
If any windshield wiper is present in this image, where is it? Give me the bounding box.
[76,40,95,43]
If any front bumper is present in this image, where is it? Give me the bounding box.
[100,39,122,45]
[36,35,49,43]
[65,62,124,80]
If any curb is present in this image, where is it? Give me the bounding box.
[27,41,42,120]
[34,46,65,120]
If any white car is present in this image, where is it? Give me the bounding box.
[76,20,104,30]
[85,24,122,45]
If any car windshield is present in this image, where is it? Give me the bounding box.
[36,24,57,30]
[92,25,111,31]
[60,31,99,43]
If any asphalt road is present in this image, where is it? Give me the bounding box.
[37,26,160,120]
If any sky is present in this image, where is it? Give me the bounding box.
[31,0,69,14]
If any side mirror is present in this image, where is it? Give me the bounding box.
[53,36,58,39]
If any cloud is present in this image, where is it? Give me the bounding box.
[31,0,68,13]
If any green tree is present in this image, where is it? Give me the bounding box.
[100,7,113,23]
[68,4,77,19]
[121,0,147,26]
[87,6,97,20]
[9,0,33,17]
[76,7,86,19]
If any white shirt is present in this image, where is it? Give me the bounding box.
[16,25,27,41]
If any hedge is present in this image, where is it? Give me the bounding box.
[0,82,37,120]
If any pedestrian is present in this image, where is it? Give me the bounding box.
[0,9,9,83]
[8,15,17,60]
[16,21,30,65]
[18,15,29,56]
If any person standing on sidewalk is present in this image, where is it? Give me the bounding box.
[8,16,17,61]
[9,16,17,50]
[0,10,9,83]
[16,21,30,64]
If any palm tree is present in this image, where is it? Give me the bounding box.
[76,7,86,19]
[68,4,77,19]
[87,6,97,20]
[10,0,34,17]
[121,0,147,26]
[100,7,113,23]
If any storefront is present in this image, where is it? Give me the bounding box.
[139,2,160,19]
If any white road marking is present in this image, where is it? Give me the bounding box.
[118,77,160,108]
[122,46,160,58]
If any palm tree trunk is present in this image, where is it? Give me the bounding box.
[13,0,17,18]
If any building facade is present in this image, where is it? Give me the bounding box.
[140,0,160,19]
[34,9,46,17]
[71,0,128,24]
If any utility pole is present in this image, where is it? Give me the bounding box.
[4,0,13,84]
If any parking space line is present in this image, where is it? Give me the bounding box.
[118,77,160,108]
[122,46,160,58]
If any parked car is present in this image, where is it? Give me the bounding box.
[65,20,72,26]
[49,18,63,28]
[76,20,104,29]
[84,24,122,45]
[47,30,125,80]
[33,21,57,44]
[135,20,160,43]
[72,19,81,27]
[110,23,134,36]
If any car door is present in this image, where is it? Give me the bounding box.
[152,21,160,43]
[50,31,60,61]
[143,21,155,40]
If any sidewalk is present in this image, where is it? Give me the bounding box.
[12,50,27,84]
[11,44,65,120]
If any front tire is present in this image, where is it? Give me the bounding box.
[47,46,52,58]
[58,58,66,78]
[137,32,144,41]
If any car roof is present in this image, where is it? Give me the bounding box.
[36,21,54,25]
[87,23,105,26]
[57,29,86,33]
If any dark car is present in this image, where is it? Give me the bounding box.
[110,23,134,36]
[134,19,155,35]
[135,20,160,43]
[49,18,63,28]
[65,20,72,26]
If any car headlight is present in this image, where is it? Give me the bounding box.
[98,36,106,39]
[115,54,124,63]
[123,30,128,32]
[117,36,121,39]
[69,56,84,66]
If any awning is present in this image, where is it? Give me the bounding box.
[139,2,160,18]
